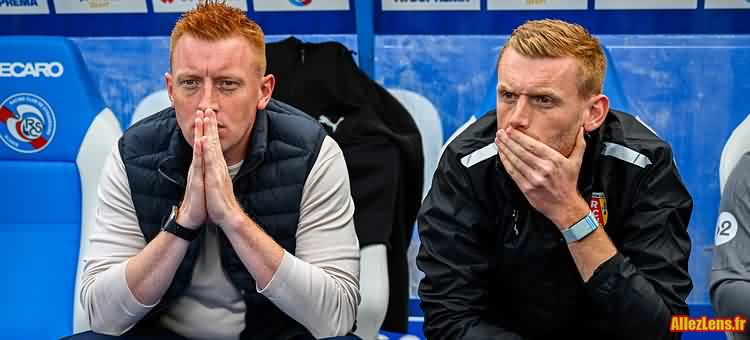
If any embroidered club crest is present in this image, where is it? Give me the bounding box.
[589,192,608,227]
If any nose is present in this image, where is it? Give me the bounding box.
[507,95,530,130]
[197,81,219,113]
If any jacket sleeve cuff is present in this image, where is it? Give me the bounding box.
[584,252,628,296]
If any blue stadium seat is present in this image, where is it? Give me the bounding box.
[0,36,122,339]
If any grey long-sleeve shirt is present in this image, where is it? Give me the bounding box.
[79,136,360,339]
[711,152,750,340]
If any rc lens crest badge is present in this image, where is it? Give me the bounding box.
[589,192,608,227]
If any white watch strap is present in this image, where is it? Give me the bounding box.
[561,211,599,243]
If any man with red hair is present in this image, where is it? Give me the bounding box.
[73,2,360,339]
[417,19,692,339]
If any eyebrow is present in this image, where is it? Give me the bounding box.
[498,83,560,98]
[174,73,243,83]
[174,73,199,82]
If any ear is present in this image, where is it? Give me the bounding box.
[256,74,275,111]
[583,94,609,132]
[165,72,174,104]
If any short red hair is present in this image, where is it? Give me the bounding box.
[499,19,606,98]
[170,1,266,74]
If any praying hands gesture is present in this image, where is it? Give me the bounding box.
[174,108,282,289]
[177,108,245,231]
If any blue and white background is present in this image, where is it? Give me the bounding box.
[3,0,750,339]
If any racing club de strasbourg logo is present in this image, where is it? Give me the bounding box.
[289,0,312,6]
[0,93,56,153]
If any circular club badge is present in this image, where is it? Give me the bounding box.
[0,93,56,153]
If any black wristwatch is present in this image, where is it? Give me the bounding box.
[162,206,200,241]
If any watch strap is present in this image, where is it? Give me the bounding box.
[162,206,200,241]
[561,211,599,243]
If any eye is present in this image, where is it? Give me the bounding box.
[180,79,199,89]
[218,80,240,91]
[533,95,554,106]
[500,90,517,102]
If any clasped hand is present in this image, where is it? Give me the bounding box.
[177,109,243,230]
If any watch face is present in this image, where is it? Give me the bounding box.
[161,205,199,241]
[163,206,178,230]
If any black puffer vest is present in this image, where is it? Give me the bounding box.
[119,99,326,339]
